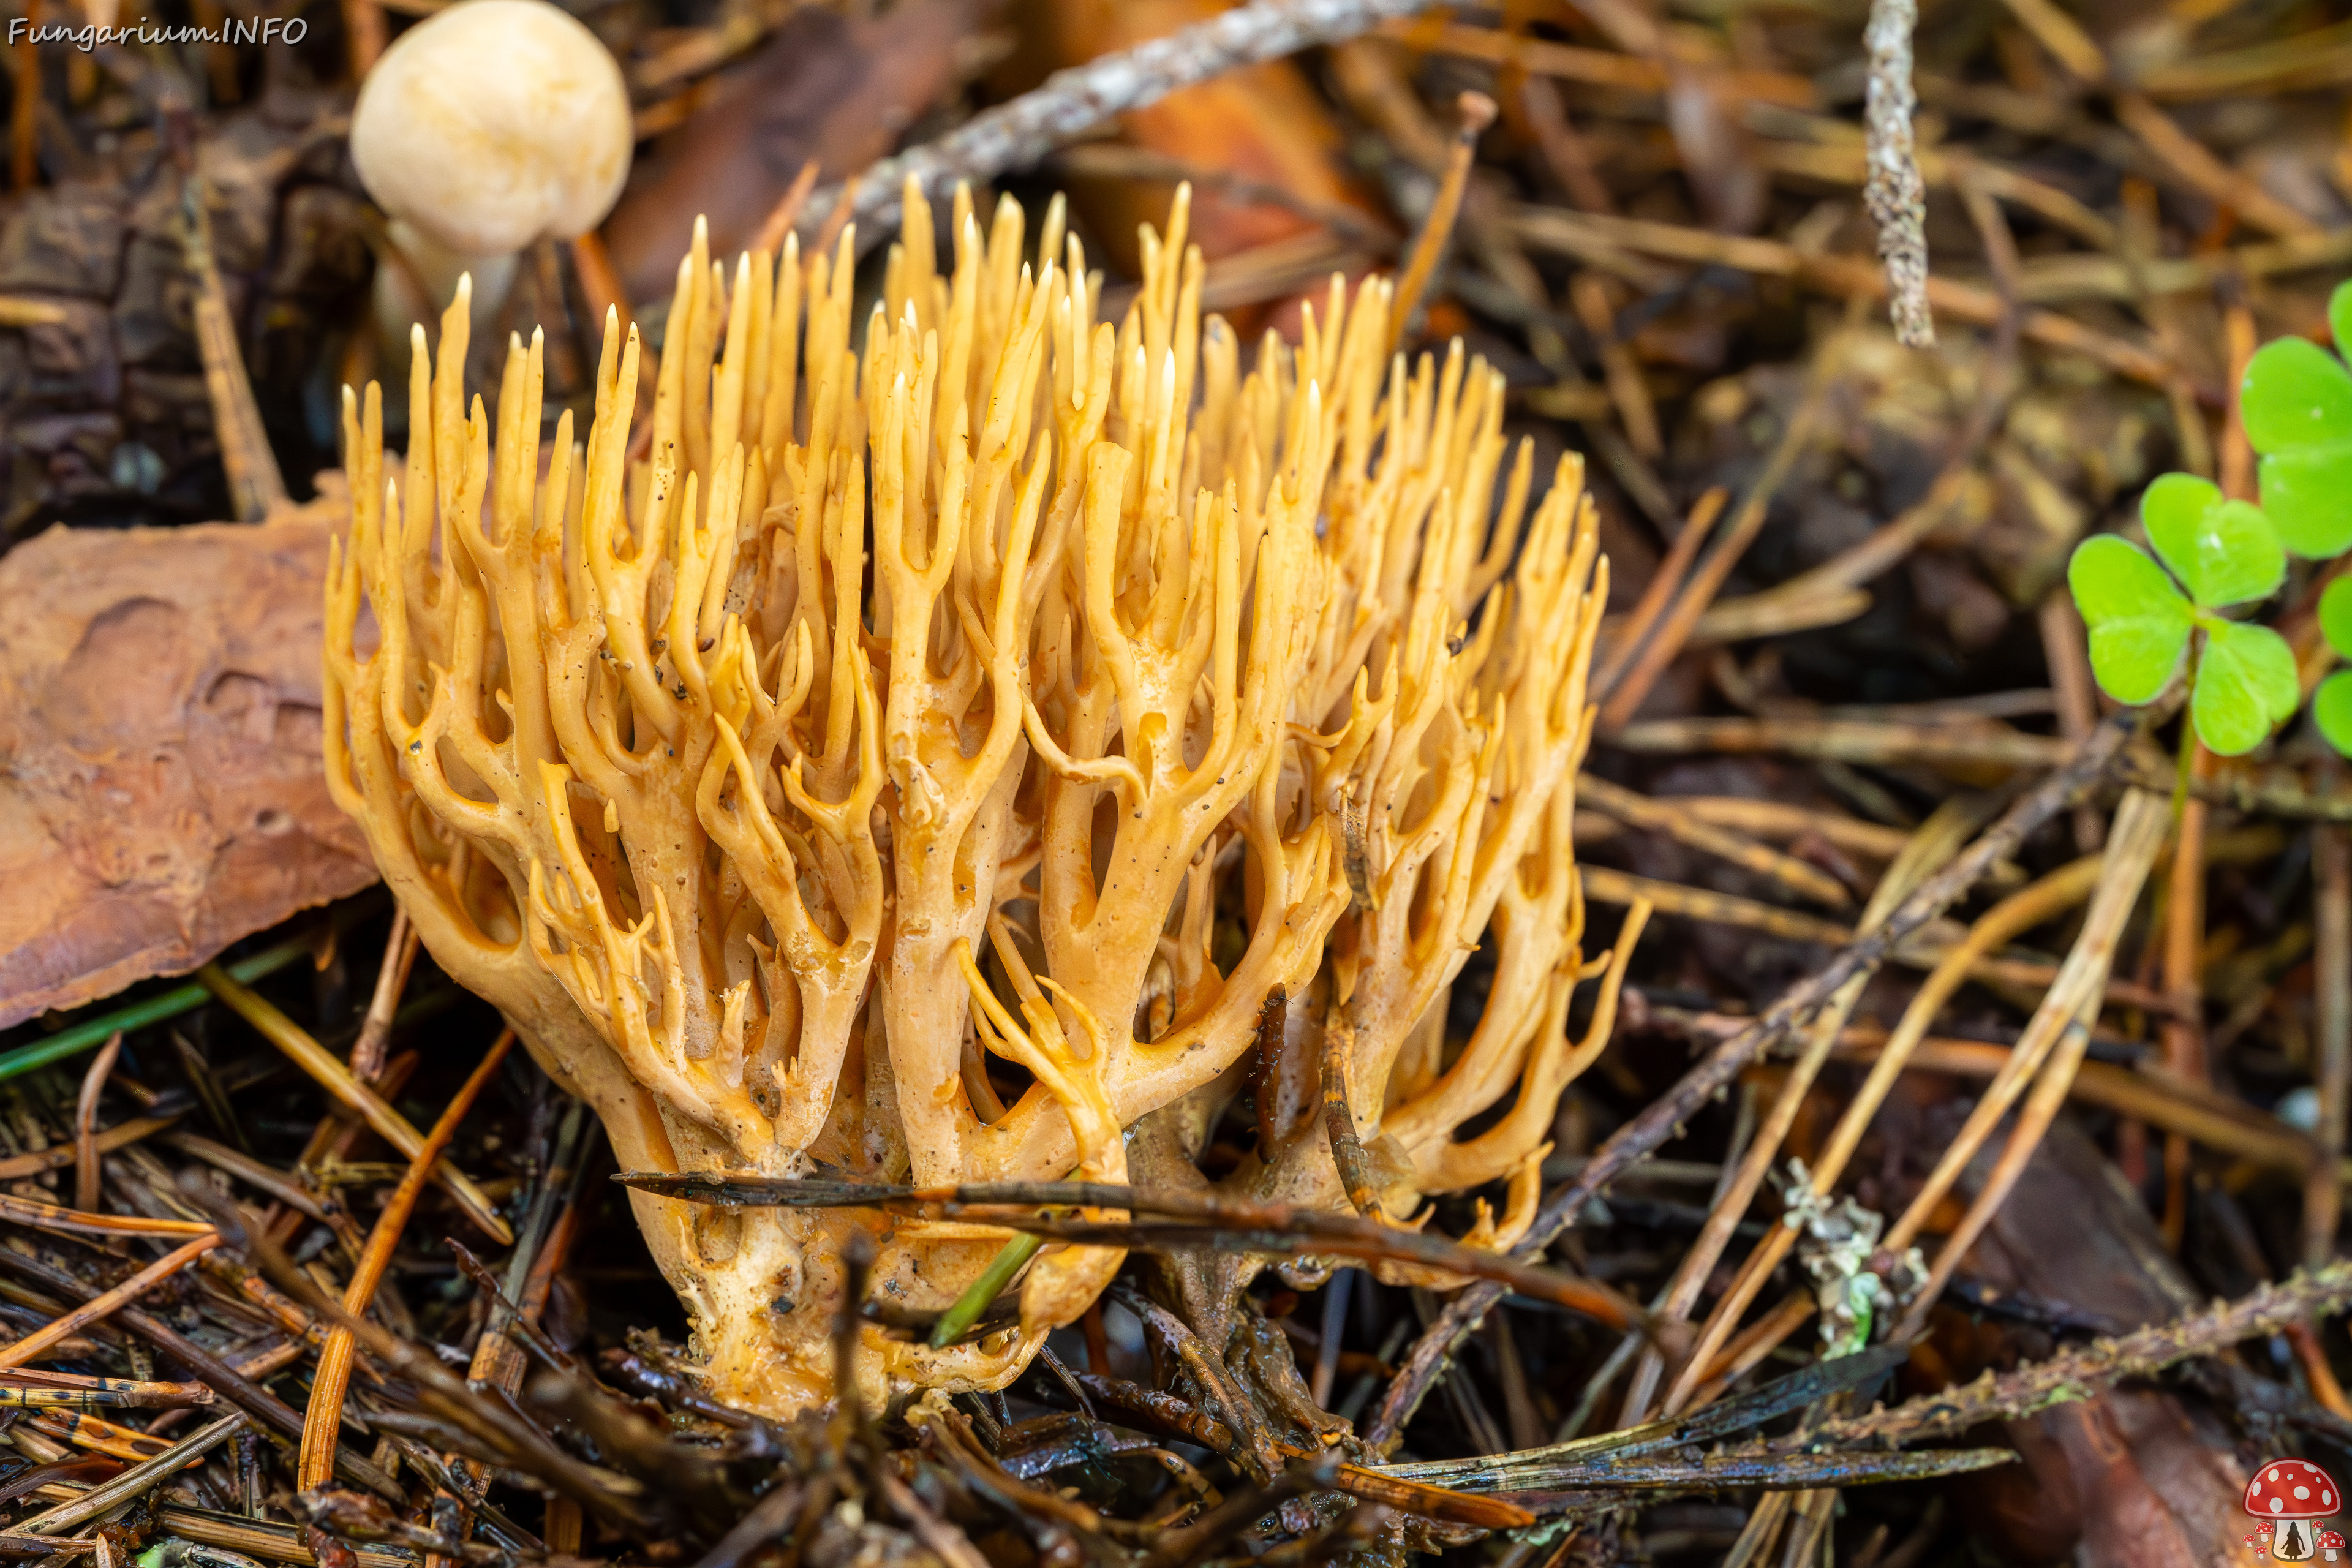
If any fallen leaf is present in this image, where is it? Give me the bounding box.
[1016,0,1377,277]
[0,484,374,1028]
[1939,1118,2249,1566]
[601,0,993,308]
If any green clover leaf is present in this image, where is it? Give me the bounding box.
[2315,669,2352,758]
[2254,443,2352,560]
[2331,279,2352,374]
[2242,336,2352,453]
[2141,472,2284,607]
[2192,619,2299,756]
[2322,576,2352,663]
[2068,535,2192,705]
[2245,331,2352,558]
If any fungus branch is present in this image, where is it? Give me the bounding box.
[326,179,1623,1415]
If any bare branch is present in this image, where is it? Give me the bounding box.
[1864,0,1933,346]
[815,0,1441,236]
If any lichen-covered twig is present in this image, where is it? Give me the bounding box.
[816,0,1441,237]
[1863,0,1932,347]
[1811,1258,2352,1447]
[1395,1444,2015,1501]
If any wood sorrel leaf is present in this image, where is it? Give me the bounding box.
[2331,280,2352,370]
[2322,577,2352,663]
[2139,472,2283,608]
[2242,337,2352,455]
[2257,442,2352,559]
[2315,669,2352,758]
[2192,619,2299,757]
[2068,535,2192,706]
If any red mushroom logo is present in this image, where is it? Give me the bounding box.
[2245,1458,2341,1561]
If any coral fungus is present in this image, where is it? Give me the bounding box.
[324,183,1633,1415]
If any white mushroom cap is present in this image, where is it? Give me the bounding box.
[351,0,632,259]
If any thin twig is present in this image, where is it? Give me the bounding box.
[569,232,633,339]
[189,1197,649,1523]
[1141,1454,1343,1568]
[2114,92,2322,240]
[0,1234,219,1371]
[1611,714,2068,771]
[1632,797,1913,862]
[1635,801,1980,1423]
[1387,18,1814,104]
[2313,817,2351,1268]
[817,0,1442,238]
[1893,788,2174,1340]
[165,1134,336,1224]
[1821,1030,2320,1173]
[2160,750,2211,1250]
[0,295,68,326]
[1721,1491,1792,1568]
[1580,866,1848,946]
[1321,1008,1385,1223]
[0,1368,213,1410]
[1579,777,1852,908]
[13,1413,247,1536]
[198,964,510,1243]
[1863,0,1932,346]
[1516,74,1615,214]
[1569,273,1661,458]
[0,1193,212,1239]
[298,1029,513,1488]
[1389,91,1496,353]
[749,159,821,260]
[72,1033,121,1218]
[1367,703,2146,1447]
[1506,207,2184,391]
[1592,488,1727,701]
[181,176,288,522]
[347,912,415,1085]
[340,0,385,77]
[1662,848,2100,1410]
[0,1246,398,1498]
[1820,1259,2352,1446]
[1685,1294,1814,1409]
[2038,594,2106,853]
[1597,342,1841,730]
[614,1174,1648,1333]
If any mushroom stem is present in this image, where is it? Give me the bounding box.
[373,219,516,365]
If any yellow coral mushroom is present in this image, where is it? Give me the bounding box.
[323,182,1631,1417]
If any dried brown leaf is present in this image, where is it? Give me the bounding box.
[601,0,993,307]
[0,489,374,1027]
